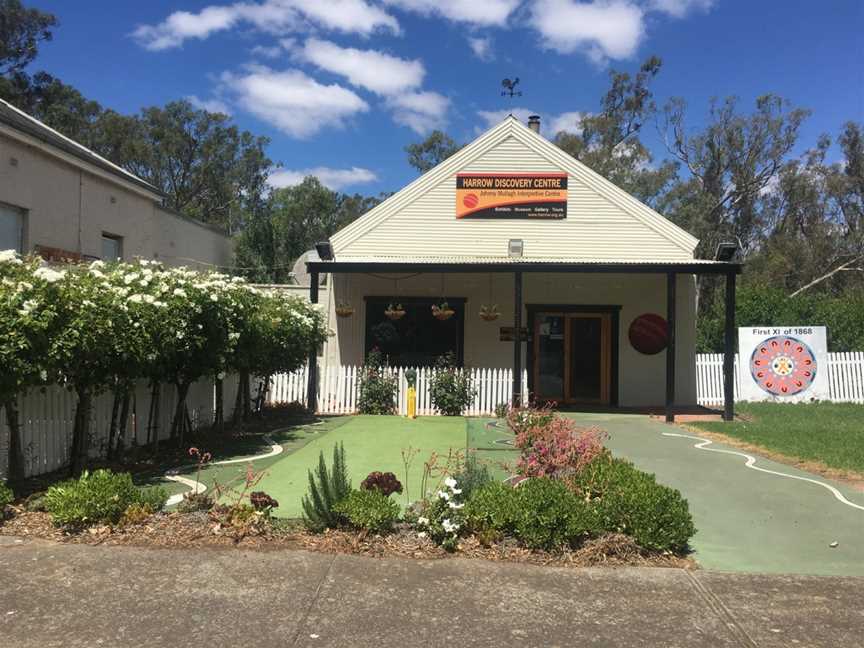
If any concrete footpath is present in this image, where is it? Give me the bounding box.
[2,537,863,647]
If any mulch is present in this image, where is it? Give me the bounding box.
[0,509,694,570]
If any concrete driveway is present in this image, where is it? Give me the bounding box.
[2,539,863,647]
[565,413,864,577]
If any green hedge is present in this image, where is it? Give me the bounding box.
[44,469,167,527]
[465,459,696,553]
[333,489,401,535]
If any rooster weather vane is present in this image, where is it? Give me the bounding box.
[501,77,522,98]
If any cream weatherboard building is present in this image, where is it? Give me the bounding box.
[306,116,740,420]
[0,98,232,268]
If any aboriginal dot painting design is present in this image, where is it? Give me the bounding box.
[749,336,817,397]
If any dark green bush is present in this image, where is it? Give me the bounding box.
[465,479,596,551]
[429,352,475,416]
[334,489,401,534]
[302,443,351,531]
[574,457,695,552]
[451,454,493,501]
[43,470,167,527]
[0,481,13,508]
[357,349,398,414]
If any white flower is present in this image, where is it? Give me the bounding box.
[173,288,186,298]
[217,371,226,380]
[33,267,65,283]
[451,487,463,495]
[442,519,460,533]
[142,294,156,304]
[0,249,19,263]
[210,293,219,301]
[176,330,184,339]
[444,477,458,490]
[89,268,105,279]
[128,294,143,304]
[417,531,427,539]
[437,490,450,501]
[123,273,139,285]
[139,279,149,287]
[39,369,48,381]
[417,517,429,526]
[89,260,105,269]
[448,501,464,510]
[19,299,37,315]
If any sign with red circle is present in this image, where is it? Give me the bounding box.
[749,335,817,397]
[628,313,668,355]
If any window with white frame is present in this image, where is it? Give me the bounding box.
[101,233,123,260]
[0,203,24,252]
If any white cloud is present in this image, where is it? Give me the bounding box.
[529,0,644,63]
[186,95,232,115]
[388,91,450,134]
[132,0,400,51]
[476,108,586,136]
[296,39,425,96]
[383,0,520,27]
[250,44,284,58]
[648,0,714,18]
[221,67,369,138]
[268,166,378,190]
[468,36,494,61]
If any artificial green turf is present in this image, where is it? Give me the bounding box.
[690,402,864,473]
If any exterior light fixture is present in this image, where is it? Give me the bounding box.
[315,240,334,260]
[714,241,738,262]
[508,239,524,257]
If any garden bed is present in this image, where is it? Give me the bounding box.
[0,509,693,569]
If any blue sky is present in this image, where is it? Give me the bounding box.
[29,1,864,195]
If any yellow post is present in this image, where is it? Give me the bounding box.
[407,386,417,419]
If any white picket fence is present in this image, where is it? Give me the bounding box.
[269,365,529,416]
[695,352,864,406]
[0,376,237,480]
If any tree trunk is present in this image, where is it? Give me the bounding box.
[254,374,272,414]
[242,372,251,422]
[107,386,123,461]
[3,397,25,481]
[233,373,244,424]
[115,389,131,457]
[214,377,224,434]
[70,387,92,476]
[171,382,191,445]
[147,381,161,452]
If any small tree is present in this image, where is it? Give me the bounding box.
[356,349,398,415]
[429,352,475,416]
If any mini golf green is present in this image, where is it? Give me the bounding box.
[167,415,503,518]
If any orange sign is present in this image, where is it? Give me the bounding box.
[456,173,567,219]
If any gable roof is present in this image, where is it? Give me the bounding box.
[0,98,163,199]
[331,115,698,258]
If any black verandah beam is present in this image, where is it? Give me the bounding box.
[723,271,737,421]
[665,272,677,423]
[512,271,523,408]
[306,272,319,413]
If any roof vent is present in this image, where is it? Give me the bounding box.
[527,115,540,133]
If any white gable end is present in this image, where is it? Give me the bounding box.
[331,117,697,262]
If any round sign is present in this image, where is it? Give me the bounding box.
[462,193,479,209]
[628,313,668,355]
[749,335,817,397]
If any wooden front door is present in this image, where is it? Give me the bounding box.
[533,312,612,405]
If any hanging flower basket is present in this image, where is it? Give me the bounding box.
[479,304,500,321]
[432,301,456,321]
[335,302,355,318]
[384,303,406,320]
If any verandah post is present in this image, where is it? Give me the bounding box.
[512,271,523,408]
[722,271,737,421]
[306,271,320,413]
[665,272,677,423]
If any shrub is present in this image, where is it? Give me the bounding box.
[250,491,279,512]
[494,402,509,419]
[429,352,475,416]
[515,416,608,480]
[119,503,155,527]
[334,489,401,534]
[177,491,214,513]
[505,403,555,436]
[44,469,167,527]
[450,454,493,501]
[301,443,351,531]
[415,476,465,551]
[360,471,403,497]
[573,456,696,552]
[465,479,596,551]
[0,481,13,508]
[357,349,398,414]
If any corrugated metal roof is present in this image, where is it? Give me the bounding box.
[0,98,163,197]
